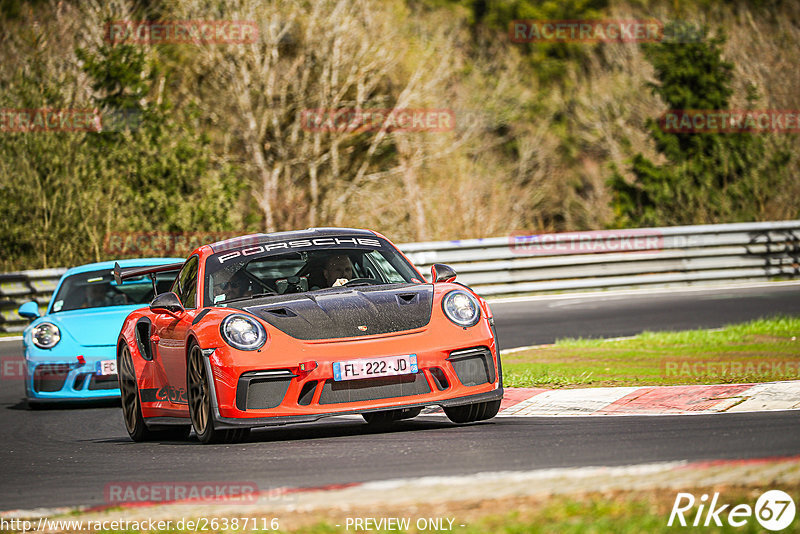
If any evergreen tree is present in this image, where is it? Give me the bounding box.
[78,43,244,239]
[608,23,791,227]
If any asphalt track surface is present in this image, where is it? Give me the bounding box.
[1,283,799,511]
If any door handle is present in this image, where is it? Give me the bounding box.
[150,334,160,343]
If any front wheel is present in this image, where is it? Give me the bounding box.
[443,399,501,424]
[187,344,250,444]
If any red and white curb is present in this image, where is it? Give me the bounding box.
[496,381,800,416]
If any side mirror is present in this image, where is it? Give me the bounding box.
[17,301,40,319]
[149,292,184,316]
[431,263,457,283]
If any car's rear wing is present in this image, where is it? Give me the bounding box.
[113,261,184,294]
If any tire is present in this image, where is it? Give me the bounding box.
[187,343,250,444]
[118,344,164,441]
[362,407,422,425]
[118,344,192,442]
[443,399,501,424]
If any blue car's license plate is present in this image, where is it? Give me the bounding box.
[96,359,117,376]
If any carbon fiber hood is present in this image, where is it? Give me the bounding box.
[236,284,433,340]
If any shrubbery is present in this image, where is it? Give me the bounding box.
[0,0,797,270]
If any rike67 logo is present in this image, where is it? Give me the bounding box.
[669,490,796,531]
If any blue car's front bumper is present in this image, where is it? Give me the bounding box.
[25,348,120,402]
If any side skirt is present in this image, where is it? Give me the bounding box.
[144,416,191,428]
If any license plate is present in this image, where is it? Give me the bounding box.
[97,359,117,376]
[333,354,417,382]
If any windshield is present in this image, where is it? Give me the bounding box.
[51,269,179,313]
[204,236,421,306]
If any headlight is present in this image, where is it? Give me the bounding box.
[442,290,481,327]
[32,322,61,349]
[220,314,267,351]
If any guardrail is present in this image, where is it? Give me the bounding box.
[1,220,798,333]
[0,269,67,333]
[402,220,800,295]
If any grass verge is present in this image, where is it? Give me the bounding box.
[28,484,797,533]
[503,316,800,388]
[291,485,799,533]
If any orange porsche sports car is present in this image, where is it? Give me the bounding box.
[115,228,503,443]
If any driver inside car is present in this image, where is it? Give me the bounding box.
[81,282,113,308]
[323,254,354,287]
[213,270,252,301]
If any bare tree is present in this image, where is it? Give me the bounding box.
[172,0,469,236]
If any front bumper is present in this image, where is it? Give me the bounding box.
[200,325,503,428]
[25,350,120,401]
[132,313,504,426]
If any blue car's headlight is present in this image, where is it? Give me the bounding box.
[442,290,481,327]
[220,314,267,351]
[32,322,61,349]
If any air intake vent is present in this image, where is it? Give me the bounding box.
[396,293,418,305]
[236,370,295,410]
[318,373,430,405]
[73,373,89,390]
[448,347,495,386]
[33,364,70,392]
[88,374,118,390]
[264,308,297,317]
[135,318,153,361]
[429,367,449,391]
[297,381,318,406]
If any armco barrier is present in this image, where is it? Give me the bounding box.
[1,221,798,333]
[401,220,800,295]
[0,269,66,333]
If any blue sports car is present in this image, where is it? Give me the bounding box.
[17,258,183,406]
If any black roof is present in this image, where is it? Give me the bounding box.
[208,227,377,253]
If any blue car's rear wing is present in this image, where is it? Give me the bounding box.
[113,261,184,294]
